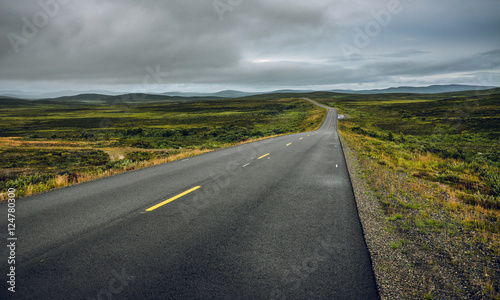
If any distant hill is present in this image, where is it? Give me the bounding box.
[0,89,123,99]
[212,90,256,98]
[160,91,217,97]
[330,84,498,94]
[0,96,32,105]
[271,89,316,94]
[162,89,321,97]
[35,93,225,104]
[2,85,499,104]
[161,90,257,98]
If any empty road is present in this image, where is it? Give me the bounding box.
[1,99,378,299]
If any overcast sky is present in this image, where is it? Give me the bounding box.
[1,0,499,94]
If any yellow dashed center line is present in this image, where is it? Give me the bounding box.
[286,143,292,146]
[299,137,303,140]
[146,186,201,212]
[258,153,270,159]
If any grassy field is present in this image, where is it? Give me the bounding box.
[2,89,499,297]
[0,96,326,199]
[312,89,500,298]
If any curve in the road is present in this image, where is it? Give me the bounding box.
[0,98,379,299]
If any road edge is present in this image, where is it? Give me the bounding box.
[339,132,408,300]
[305,96,383,298]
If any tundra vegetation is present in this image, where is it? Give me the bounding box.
[0,96,326,199]
[2,89,499,298]
[313,88,500,299]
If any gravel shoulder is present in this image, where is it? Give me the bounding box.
[341,134,414,299]
[340,133,499,299]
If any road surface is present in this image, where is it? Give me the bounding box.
[1,99,378,299]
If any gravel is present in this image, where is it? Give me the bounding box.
[340,134,499,299]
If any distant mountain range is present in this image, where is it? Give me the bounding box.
[22,93,224,105]
[0,89,124,99]
[1,84,498,100]
[329,84,498,94]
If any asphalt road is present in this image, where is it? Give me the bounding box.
[1,99,379,299]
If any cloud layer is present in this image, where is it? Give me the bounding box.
[1,0,499,93]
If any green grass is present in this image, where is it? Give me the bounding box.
[386,214,403,221]
[307,88,500,298]
[313,90,500,203]
[0,148,109,169]
[0,96,327,199]
[391,239,407,250]
[1,97,324,148]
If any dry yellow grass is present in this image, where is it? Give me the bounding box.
[0,137,86,148]
[339,126,500,298]
[0,130,315,201]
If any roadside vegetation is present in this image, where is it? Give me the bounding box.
[313,89,500,299]
[0,96,326,199]
[3,88,499,297]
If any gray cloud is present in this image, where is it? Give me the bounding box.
[379,50,428,58]
[0,0,499,93]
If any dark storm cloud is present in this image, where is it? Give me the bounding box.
[0,0,499,92]
[0,0,243,81]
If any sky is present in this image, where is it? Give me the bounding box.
[0,0,499,95]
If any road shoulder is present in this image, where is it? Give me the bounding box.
[340,134,420,299]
